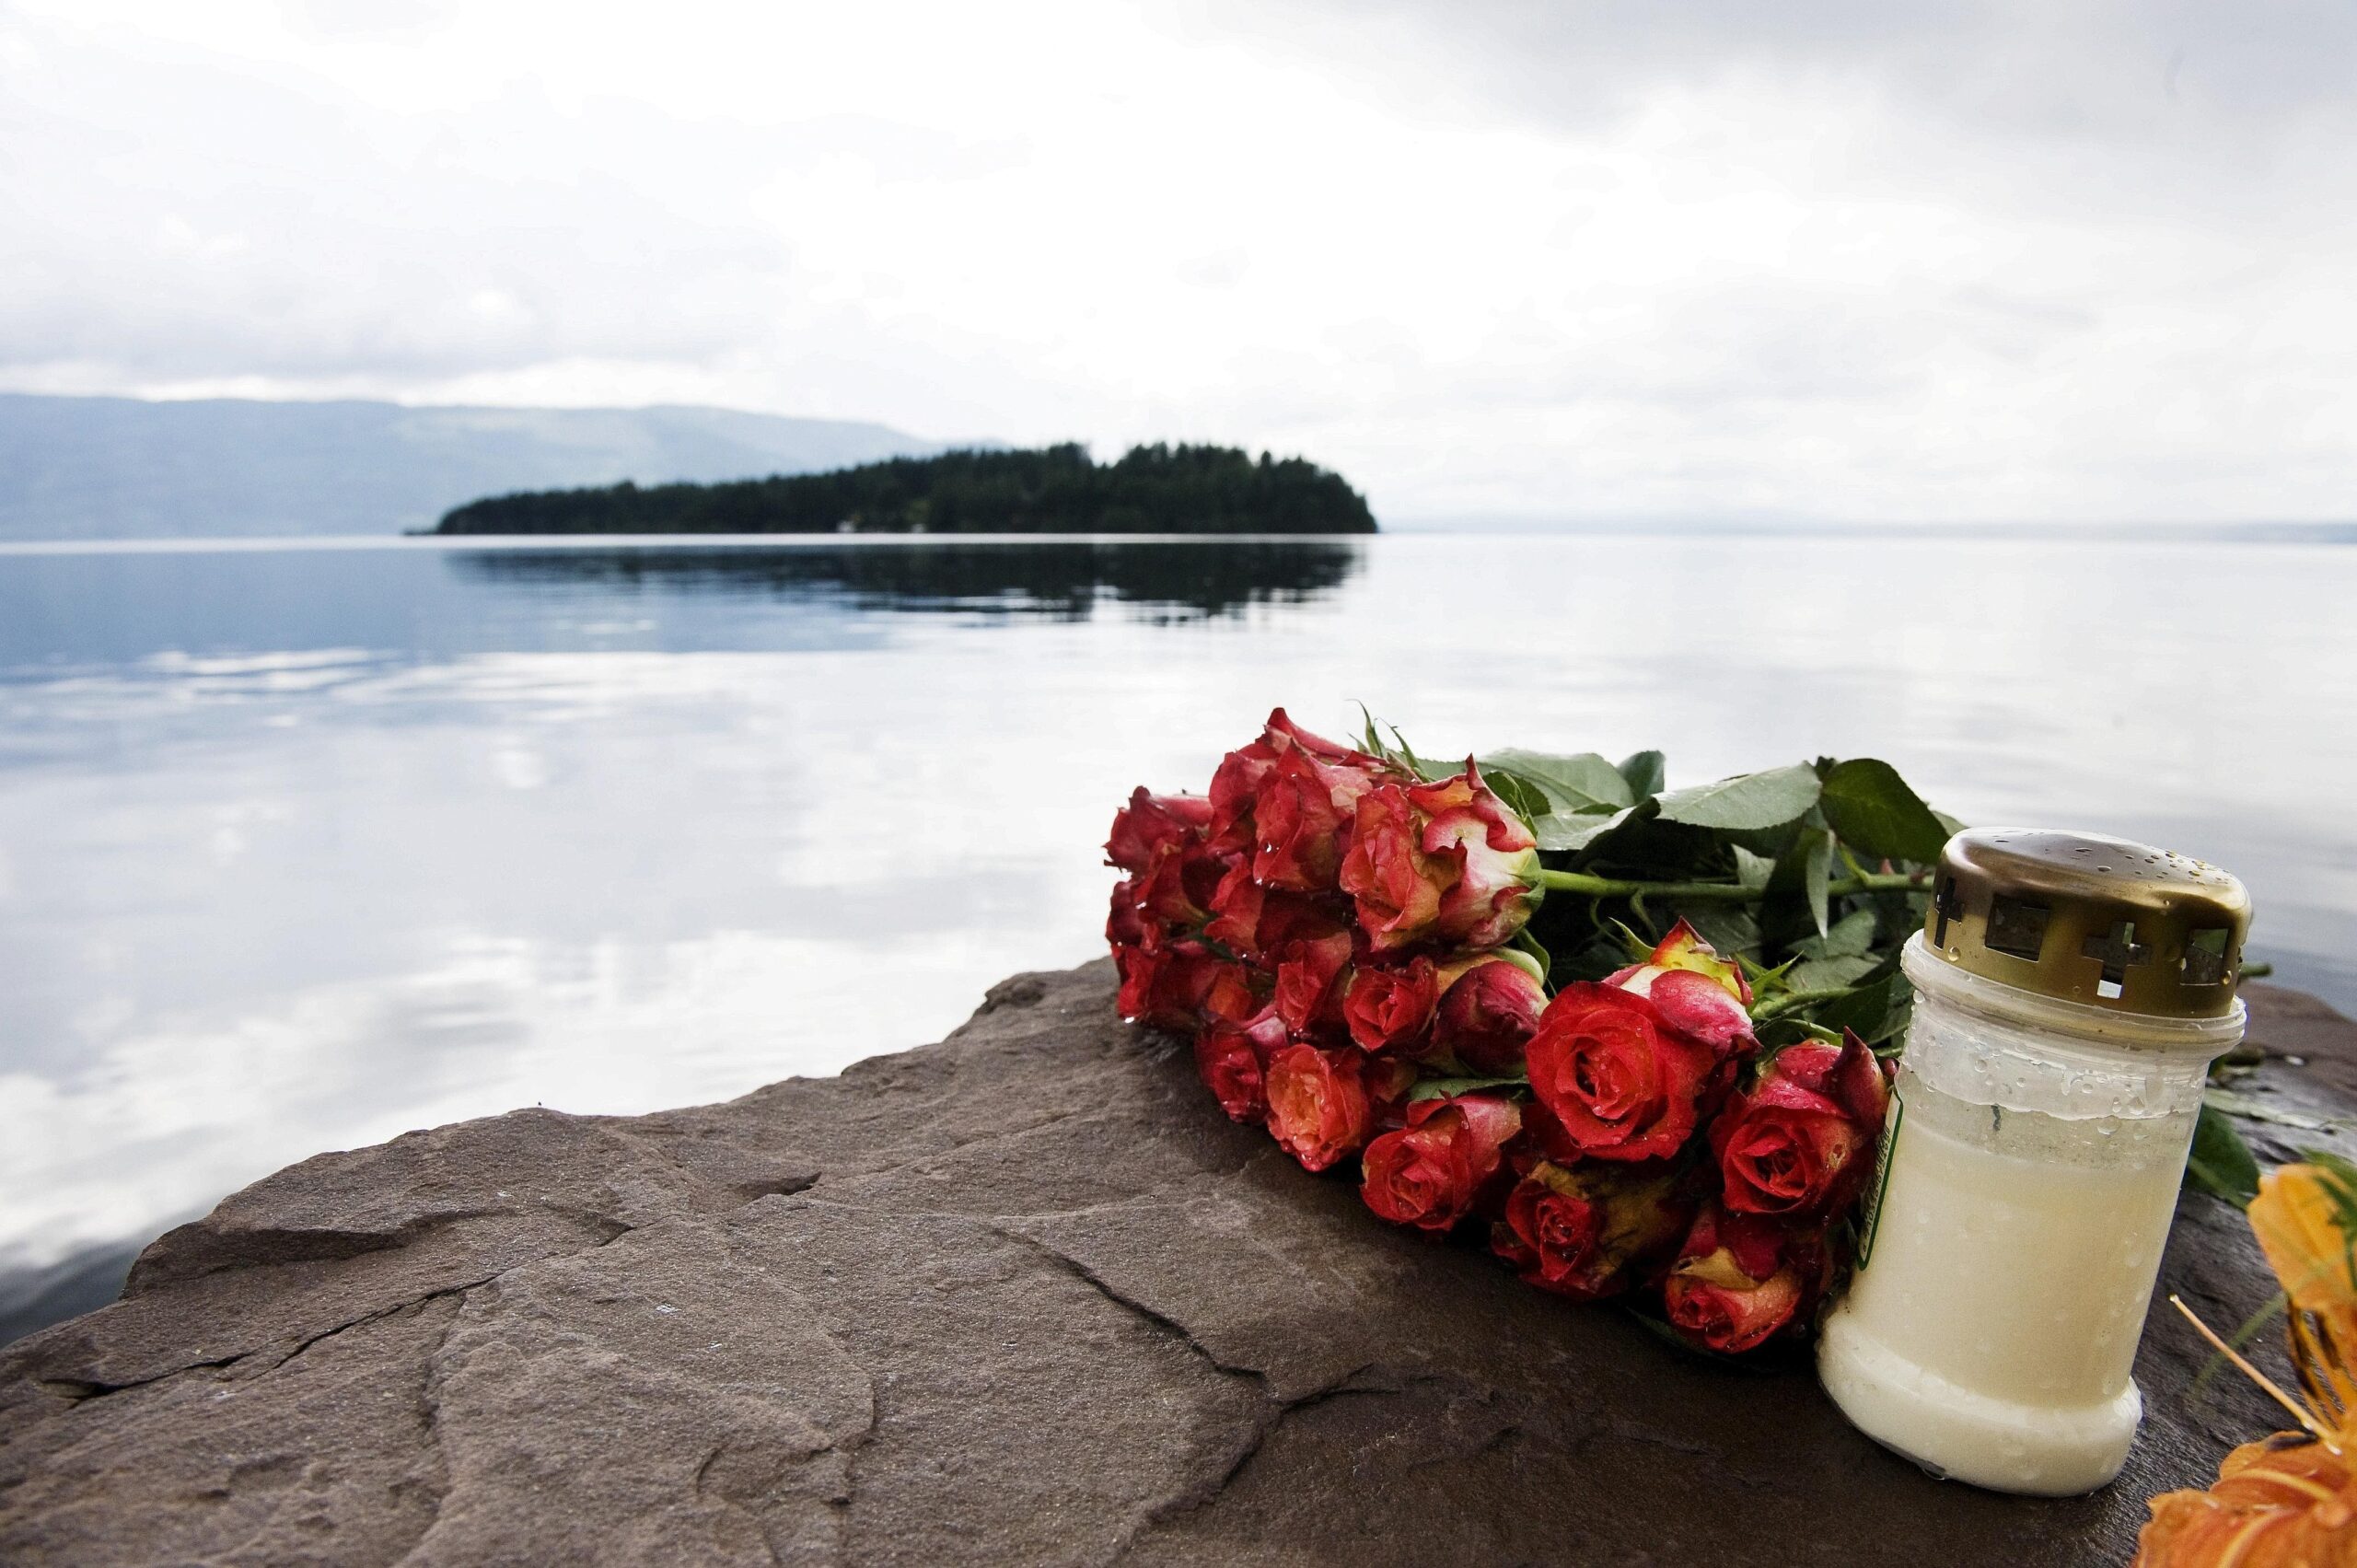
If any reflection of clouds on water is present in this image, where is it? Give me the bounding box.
[0,535,2351,1330]
[0,927,983,1281]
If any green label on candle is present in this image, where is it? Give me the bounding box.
[1853,1087,1904,1272]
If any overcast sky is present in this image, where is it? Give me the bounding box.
[4,0,2353,524]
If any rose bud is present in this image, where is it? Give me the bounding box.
[1360,1094,1522,1233]
[1115,938,1225,1031]
[1208,708,1384,855]
[1604,918,1758,1055]
[1106,876,1147,948]
[1195,1008,1289,1123]
[1338,762,1543,954]
[1134,838,1232,932]
[1199,959,1265,1030]
[1106,787,1213,875]
[1492,1160,1691,1302]
[1710,1029,1891,1218]
[1661,1204,1824,1354]
[1430,952,1549,1074]
[1525,982,1725,1161]
[1265,1043,1376,1171]
[1342,956,1440,1055]
[1273,929,1356,1041]
[1203,861,1347,967]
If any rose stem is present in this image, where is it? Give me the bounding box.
[1533,870,1925,901]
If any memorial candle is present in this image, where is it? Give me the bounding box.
[1817,829,2250,1496]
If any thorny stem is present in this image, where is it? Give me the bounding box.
[1534,869,1925,902]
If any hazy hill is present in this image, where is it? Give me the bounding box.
[0,394,943,540]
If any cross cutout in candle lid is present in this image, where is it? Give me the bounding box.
[1932,878,1962,947]
[2081,919,2150,998]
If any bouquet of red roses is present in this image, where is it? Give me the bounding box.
[1105,708,1935,1353]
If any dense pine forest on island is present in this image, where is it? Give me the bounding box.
[433,443,1377,536]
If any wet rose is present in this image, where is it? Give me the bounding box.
[1711,1029,1890,1218]
[1337,763,1542,954]
[1114,938,1230,1031]
[1265,1043,1376,1171]
[1492,1161,1691,1302]
[1360,1094,1522,1233]
[1249,745,1389,893]
[1525,982,1724,1161]
[1272,929,1355,1041]
[1662,1205,1823,1353]
[1106,787,1213,875]
[1431,952,1549,1074]
[1605,919,1758,1055]
[1133,838,1232,932]
[1195,1009,1289,1123]
[1203,862,1346,967]
[1208,709,1381,857]
[1105,877,1147,948]
[1199,959,1264,1030]
[1342,956,1439,1055]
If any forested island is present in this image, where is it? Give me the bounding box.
[433,443,1376,536]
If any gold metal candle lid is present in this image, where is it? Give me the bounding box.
[1920,829,2250,1019]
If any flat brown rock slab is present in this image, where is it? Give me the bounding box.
[1,968,2350,1565]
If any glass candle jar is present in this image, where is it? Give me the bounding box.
[1817,829,2249,1496]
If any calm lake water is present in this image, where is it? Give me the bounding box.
[3,531,2352,1337]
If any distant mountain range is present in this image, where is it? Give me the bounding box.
[0,394,946,540]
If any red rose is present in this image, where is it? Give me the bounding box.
[1710,1029,1890,1218]
[1208,708,1378,855]
[1360,1094,1522,1232]
[1492,1161,1691,1301]
[1199,959,1264,1030]
[1525,982,1725,1161]
[1249,745,1388,893]
[1431,954,1548,1074]
[1133,838,1231,931]
[1337,763,1542,954]
[1195,1009,1289,1123]
[1661,1205,1825,1353]
[1203,862,1346,967]
[1272,929,1355,1040]
[1342,956,1439,1054]
[1105,876,1147,948]
[1115,938,1227,1030]
[1265,1043,1376,1171]
[1106,787,1213,875]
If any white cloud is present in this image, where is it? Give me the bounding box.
[2,0,2353,521]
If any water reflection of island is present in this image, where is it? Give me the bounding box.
[447,539,1365,621]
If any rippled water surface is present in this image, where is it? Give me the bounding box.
[3,532,2351,1334]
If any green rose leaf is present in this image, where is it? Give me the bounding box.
[1481,749,1635,815]
[1617,749,1666,801]
[1537,804,1640,854]
[1805,829,1833,938]
[1811,969,1913,1045]
[1480,768,1557,833]
[1817,759,1951,867]
[1656,763,1822,832]
[1407,1074,1530,1103]
[2185,1101,2262,1208]
[1793,908,1878,961]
